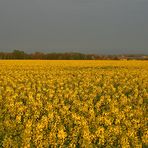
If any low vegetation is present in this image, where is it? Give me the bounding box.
[0,60,148,147]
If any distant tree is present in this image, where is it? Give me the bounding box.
[31,52,45,59]
[0,50,147,60]
[12,49,26,59]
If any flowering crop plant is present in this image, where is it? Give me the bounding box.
[0,60,148,147]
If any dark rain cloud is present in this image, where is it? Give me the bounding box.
[0,0,148,54]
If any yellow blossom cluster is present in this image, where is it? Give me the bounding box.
[0,60,148,147]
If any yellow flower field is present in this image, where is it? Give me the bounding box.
[0,60,148,147]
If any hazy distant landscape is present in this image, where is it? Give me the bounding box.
[0,50,148,60]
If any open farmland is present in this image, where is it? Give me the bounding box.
[0,60,148,147]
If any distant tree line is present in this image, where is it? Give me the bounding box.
[0,50,147,60]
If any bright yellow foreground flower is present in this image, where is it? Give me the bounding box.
[0,60,148,147]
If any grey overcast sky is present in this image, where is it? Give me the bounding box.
[0,0,148,54]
